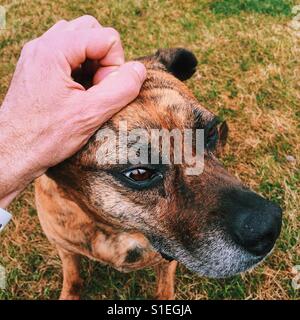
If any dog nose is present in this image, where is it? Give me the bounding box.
[224,190,282,256]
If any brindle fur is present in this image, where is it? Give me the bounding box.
[35,49,280,300]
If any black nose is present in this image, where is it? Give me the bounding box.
[224,190,282,256]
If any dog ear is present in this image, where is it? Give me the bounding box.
[139,48,198,81]
[155,48,198,81]
[216,121,229,156]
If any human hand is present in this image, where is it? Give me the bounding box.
[0,15,146,207]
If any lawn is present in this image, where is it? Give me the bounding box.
[0,0,299,300]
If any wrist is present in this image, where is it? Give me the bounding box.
[0,108,46,205]
[0,190,21,209]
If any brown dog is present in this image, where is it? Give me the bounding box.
[35,48,282,300]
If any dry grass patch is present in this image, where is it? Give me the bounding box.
[0,0,299,300]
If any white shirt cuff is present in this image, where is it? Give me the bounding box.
[0,208,12,232]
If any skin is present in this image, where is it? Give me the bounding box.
[0,15,146,208]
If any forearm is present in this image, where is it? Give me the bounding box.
[0,109,44,208]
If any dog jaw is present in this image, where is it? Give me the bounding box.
[147,227,264,278]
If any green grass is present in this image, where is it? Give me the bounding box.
[0,0,299,300]
[210,0,293,16]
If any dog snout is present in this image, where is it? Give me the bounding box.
[223,189,282,256]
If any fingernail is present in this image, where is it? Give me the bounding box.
[131,61,147,82]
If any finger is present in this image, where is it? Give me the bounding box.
[43,20,68,36]
[93,66,119,84]
[55,27,125,70]
[65,15,102,30]
[43,16,101,38]
[79,61,147,124]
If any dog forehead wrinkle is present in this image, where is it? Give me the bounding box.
[153,88,186,106]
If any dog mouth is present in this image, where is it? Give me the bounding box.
[149,231,273,278]
[159,251,174,261]
[160,247,265,278]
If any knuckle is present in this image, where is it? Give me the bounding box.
[37,38,50,51]
[30,38,56,59]
[105,27,121,42]
[56,19,67,25]
[21,39,37,54]
[81,15,98,23]
[47,19,68,32]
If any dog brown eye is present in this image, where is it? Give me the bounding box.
[121,167,164,189]
[125,168,154,181]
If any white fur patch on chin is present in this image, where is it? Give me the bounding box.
[159,229,264,278]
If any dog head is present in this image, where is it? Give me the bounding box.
[48,48,282,278]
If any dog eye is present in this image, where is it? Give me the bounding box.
[206,126,218,149]
[124,168,155,181]
[121,167,164,189]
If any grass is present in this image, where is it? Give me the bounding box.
[0,0,299,300]
[210,0,293,16]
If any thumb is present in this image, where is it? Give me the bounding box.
[82,61,147,124]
